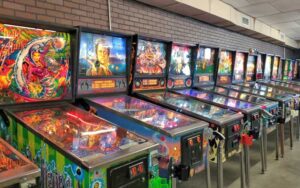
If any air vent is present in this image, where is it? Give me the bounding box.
[242,17,249,25]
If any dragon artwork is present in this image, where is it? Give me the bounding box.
[0,24,71,104]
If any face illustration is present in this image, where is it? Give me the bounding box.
[96,44,109,63]
[32,51,42,67]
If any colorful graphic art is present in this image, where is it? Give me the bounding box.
[14,105,146,158]
[169,45,191,76]
[234,52,245,75]
[264,55,272,79]
[288,60,293,78]
[218,50,233,74]
[256,54,263,79]
[136,39,167,75]
[277,59,283,79]
[79,32,127,77]
[272,57,279,79]
[195,47,216,74]
[0,24,71,105]
[0,140,27,172]
[246,55,255,81]
[293,60,298,78]
[246,56,255,75]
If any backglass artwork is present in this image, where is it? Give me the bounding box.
[79,32,127,77]
[246,55,255,81]
[272,57,279,79]
[218,51,233,74]
[256,54,263,79]
[233,52,245,82]
[264,56,272,79]
[169,45,191,76]
[135,39,167,76]
[0,23,71,105]
[195,48,215,74]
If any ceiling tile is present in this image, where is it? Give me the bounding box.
[222,0,250,8]
[273,21,300,30]
[271,0,300,12]
[240,3,280,17]
[259,11,300,24]
[247,0,277,3]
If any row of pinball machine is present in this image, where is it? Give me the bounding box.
[0,20,300,188]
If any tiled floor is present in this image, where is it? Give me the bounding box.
[178,128,300,188]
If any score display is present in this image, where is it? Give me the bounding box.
[129,162,145,179]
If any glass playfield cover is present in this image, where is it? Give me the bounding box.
[176,89,254,109]
[90,95,199,131]
[142,91,238,120]
[12,105,146,159]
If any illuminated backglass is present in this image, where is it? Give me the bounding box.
[193,47,217,86]
[77,32,128,95]
[246,55,256,82]
[233,52,246,82]
[217,50,233,84]
[271,56,280,80]
[293,60,298,79]
[283,59,289,80]
[277,59,283,80]
[0,23,72,105]
[168,44,192,89]
[133,38,168,91]
[256,54,263,80]
[264,55,272,80]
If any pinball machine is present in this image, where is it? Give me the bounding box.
[193,47,280,174]
[256,56,300,93]
[0,22,159,188]
[75,29,211,188]
[0,137,40,187]
[222,53,297,155]
[127,35,251,188]
[237,54,300,124]
[185,49,263,144]
[293,60,300,81]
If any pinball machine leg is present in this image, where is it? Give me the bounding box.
[244,145,250,188]
[290,117,294,150]
[279,123,285,158]
[263,125,268,171]
[240,145,246,188]
[217,140,224,188]
[206,146,211,188]
[172,177,177,188]
[275,123,279,160]
[260,126,266,174]
[297,111,300,140]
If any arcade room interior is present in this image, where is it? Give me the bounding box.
[1,0,300,188]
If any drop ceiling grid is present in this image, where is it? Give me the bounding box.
[222,0,300,40]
